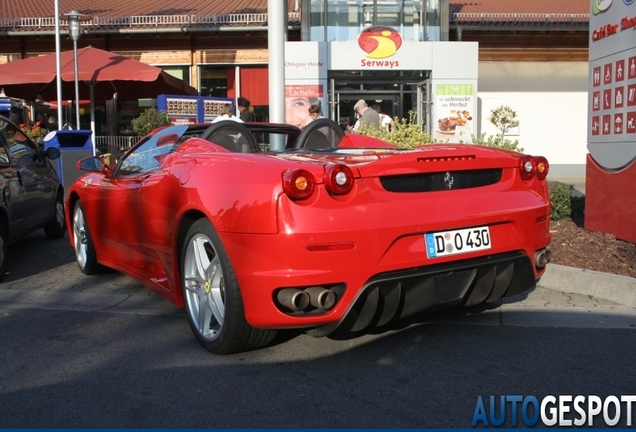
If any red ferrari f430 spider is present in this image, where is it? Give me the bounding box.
[66,119,551,354]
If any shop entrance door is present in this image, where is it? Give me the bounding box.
[415,79,432,133]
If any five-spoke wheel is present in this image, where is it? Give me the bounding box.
[72,201,103,274]
[181,218,275,354]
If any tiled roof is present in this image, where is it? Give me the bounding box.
[3,0,299,18]
[451,0,589,25]
[0,0,589,32]
[450,0,589,15]
[0,0,301,33]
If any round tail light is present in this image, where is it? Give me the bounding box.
[519,155,537,181]
[283,169,315,200]
[535,156,549,180]
[324,164,354,195]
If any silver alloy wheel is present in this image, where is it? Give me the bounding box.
[73,205,88,269]
[183,233,225,341]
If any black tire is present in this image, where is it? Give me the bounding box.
[181,218,276,354]
[72,201,104,275]
[0,228,7,283]
[44,192,66,239]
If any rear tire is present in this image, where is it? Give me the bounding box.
[72,201,104,275]
[44,193,66,239]
[181,218,276,354]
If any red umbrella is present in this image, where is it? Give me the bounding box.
[0,46,196,101]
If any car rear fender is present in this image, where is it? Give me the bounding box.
[178,155,325,234]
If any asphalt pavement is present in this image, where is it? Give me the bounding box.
[1,172,634,321]
[0,220,634,323]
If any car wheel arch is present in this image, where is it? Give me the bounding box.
[66,192,81,243]
[174,209,208,306]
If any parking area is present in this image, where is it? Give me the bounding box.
[1,228,630,321]
[1,230,180,315]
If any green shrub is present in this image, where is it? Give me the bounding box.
[470,105,524,153]
[471,133,525,153]
[356,110,432,148]
[549,181,585,221]
[131,108,171,136]
[571,194,585,222]
[488,105,519,145]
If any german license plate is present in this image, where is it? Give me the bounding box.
[425,226,491,258]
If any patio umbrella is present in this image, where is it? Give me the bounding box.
[0,46,197,133]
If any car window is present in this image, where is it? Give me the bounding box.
[0,120,40,164]
[117,125,188,175]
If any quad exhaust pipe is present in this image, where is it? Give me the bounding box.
[276,289,310,312]
[535,247,552,269]
[305,287,336,310]
[276,287,337,312]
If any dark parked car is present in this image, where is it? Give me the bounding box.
[0,115,66,281]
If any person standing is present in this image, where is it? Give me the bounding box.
[237,97,253,122]
[371,104,395,132]
[301,104,323,129]
[212,103,243,123]
[353,99,380,131]
[346,112,361,134]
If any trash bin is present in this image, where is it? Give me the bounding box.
[43,130,94,193]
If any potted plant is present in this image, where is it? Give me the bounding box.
[20,121,49,144]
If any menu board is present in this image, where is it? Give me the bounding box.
[203,100,227,118]
[157,95,234,124]
[167,98,198,115]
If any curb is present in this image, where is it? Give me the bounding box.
[539,263,636,308]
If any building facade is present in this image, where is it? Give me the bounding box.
[0,0,590,174]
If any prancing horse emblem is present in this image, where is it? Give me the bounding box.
[444,172,454,190]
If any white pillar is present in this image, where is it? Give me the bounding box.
[267,0,286,150]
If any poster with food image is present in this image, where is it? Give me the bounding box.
[434,84,475,142]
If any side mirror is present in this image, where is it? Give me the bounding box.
[77,156,105,172]
[45,147,61,160]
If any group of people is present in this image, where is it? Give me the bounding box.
[212,97,253,123]
[215,96,394,135]
[346,99,394,134]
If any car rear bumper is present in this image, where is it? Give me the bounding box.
[220,204,550,330]
[305,250,537,336]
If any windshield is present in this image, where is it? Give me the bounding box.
[117,125,189,175]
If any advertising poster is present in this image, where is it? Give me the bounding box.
[285,84,325,128]
[434,84,475,142]
[159,96,198,125]
[157,95,233,124]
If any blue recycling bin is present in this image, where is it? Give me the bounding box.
[43,130,94,193]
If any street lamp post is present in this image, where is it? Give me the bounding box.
[54,0,62,130]
[65,10,87,130]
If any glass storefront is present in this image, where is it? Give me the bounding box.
[199,66,229,98]
[302,0,441,130]
[330,70,431,131]
[306,0,440,42]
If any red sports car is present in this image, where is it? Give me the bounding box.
[65,119,551,354]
